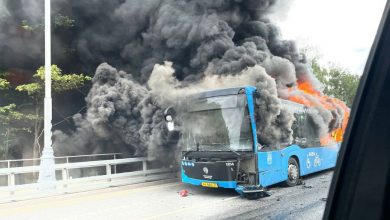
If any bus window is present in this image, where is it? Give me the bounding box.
[302,113,321,147]
[293,112,307,147]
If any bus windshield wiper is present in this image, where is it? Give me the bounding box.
[226,147,241,157]
[183,142,201,157]
[183,150,194,157]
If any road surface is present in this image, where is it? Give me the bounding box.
[0,170,333,220]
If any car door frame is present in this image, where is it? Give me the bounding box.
[324,1,390,219]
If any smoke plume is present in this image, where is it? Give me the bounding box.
[0,0,44,70]
[0,0,348,161]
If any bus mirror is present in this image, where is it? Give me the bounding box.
[164,106,176,131]
[254,91,260,99]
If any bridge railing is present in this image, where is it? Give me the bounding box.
[0,156,176,200]
[0,153,123,168]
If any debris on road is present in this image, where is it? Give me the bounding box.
[179,189,189,197]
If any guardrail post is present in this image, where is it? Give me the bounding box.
[7,160,10,169]
[113,154,117,174]
[8,173,15,195]
[142,160,147,176]
[62,168,68,188]
[106,164,112,184]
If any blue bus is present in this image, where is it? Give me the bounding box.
[164,86,340,199]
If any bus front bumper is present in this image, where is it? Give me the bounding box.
[181,170,238,189]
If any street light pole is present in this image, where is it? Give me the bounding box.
[38,0,56,190]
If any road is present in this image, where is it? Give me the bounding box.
[0,170,333,220]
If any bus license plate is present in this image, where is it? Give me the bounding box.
[201,182,218,188]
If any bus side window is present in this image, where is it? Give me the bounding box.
[253,92,267,149]
[293,112,307,147]
[303,113,321,147]
[292,113,299,139]
[298,113,304,139]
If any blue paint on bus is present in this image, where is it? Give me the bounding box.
[257,144,339,187]
[181,169,238,188]
[180,86,341,194]
[182,144,339,189]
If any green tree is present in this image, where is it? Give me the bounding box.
[0,70,10,90]
[0,14,80,159]
[54,14,75,28]
[0,78,10,90]
[0,71,37,159]
[15,65,91,159]
[311,59,360,107]
[20,13,74,31]
[0,104,37,159]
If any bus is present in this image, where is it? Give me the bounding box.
[164,86,340,199]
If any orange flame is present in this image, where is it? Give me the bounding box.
[287,81,350,146]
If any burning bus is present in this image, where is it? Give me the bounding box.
[164,86,348,199]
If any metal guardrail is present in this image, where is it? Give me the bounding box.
[0,153,123,168]
[0,157,175,198]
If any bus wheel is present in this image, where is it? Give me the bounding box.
[285,157,300,187]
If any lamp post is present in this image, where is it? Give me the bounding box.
[38,0,56,190]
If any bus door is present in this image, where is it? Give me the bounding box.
[257,147,285,187]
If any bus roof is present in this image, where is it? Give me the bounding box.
[280,99,305,108]
[192,86,255,99]
[191,86,309,111]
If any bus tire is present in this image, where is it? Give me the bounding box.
[285,157,300,187]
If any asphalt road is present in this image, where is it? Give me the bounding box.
[0,170,333,220]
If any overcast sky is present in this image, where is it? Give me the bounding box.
[273,0,387,75]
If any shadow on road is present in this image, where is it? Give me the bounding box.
[178,184,237,198]
[177,169,333,200]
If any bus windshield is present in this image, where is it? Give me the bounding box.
[183,94,253,152]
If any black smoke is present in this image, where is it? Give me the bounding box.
[0,0,44,70]
[50,0,310,82]
[0,0,346,162]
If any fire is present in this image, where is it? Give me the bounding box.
[297,81,321,96]
[287,81,350,146]
[320,134,334,146]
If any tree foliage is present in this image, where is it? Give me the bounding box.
[0,104,38,143]
[21,20,43,32]
[21,14,75,32]
[0,71,9,90]
[0,75,36,158]
[0,65,91,159]
[0,79,9,89]
[0,104,37,124]
[54,14,75,29]
[0,78,9,90]
[16,65,92,98]
[311,59,360,107]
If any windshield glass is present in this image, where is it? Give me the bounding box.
[183,94,253,151]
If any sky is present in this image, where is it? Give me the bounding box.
[273,0,387,75]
